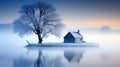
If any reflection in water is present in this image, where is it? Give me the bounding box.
[34,51,42,67]
[34,50,65,67]
[14,49,65,67]
[13,56,34,67]
[64,50,85,63]
[13,47,85,67]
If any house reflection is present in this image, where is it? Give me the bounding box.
[64,50,85,63]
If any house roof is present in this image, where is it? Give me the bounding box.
[70,31,83,38]
[64,30,83,39]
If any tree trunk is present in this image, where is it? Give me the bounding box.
[37,34,42,43]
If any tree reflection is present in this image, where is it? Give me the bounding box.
[34,50,65,67]
[34,51,42,67]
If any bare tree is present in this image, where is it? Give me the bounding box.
[13,2,64,43]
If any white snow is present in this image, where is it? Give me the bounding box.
[26,42,99,47]
[70,32,83,38]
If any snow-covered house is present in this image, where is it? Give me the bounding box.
[64,30,84,43]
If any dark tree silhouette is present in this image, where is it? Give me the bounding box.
[13,2,64,43]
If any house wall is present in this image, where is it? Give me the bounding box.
[64,33,75,43]
[75,38,83,43]
[64,37,75,43]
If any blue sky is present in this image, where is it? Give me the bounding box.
[0,0,120,28]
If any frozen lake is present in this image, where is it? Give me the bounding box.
[0,31,120,67]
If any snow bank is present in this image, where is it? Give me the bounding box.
[25,42,99,47]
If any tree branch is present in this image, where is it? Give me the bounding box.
[32,29,37,34]
[41,29,51,39]
[43,18,56,27]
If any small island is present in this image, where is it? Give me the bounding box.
[26,30,98,47]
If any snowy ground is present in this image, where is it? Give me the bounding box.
[26,42,99,47]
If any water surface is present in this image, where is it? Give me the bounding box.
[0,32,120,67]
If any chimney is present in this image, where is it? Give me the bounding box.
[78,30,80,33]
